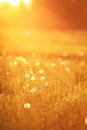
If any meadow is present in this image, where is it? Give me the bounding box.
[0,30,87,130]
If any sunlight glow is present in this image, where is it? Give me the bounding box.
[10,0,19,6]
[0,0,32,6]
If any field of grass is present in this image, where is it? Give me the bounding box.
[0,30,87,130]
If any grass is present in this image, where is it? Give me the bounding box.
[0,51,87,130]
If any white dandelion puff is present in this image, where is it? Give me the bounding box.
[25,73,30,78]
[24,103,31,109]
[39,69,44,74]
[65,67,70,72]
[31,76,36,81]
[6,72,10,76]
[30,88,37,93]
[35,61,40,66]
[40,76,46,81]
[14,61,18,66]
[26,84,30,87]
[51,63,56,67]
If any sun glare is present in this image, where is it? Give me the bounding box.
[0,0,32,6]
[10,0,19,6]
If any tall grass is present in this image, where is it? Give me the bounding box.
[0,53,87,130]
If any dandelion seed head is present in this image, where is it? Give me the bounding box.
[14,61,18,66]
[60,61,67,66]
[40,76,46,81]
[39,69,44,74]
[26,31,30,35]
[25,73,30,78]
[24,103,31,109]
[65,67,70,72]
[51,63,56,67]
[30,88,37,93]
[9,61,13,66]
[30,70,34,75]
[6,72,10,76]
[35,61,40,66]
[31,76,36,80]
[23,59,29,65]
[26,84,30,87]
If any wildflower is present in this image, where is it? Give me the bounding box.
[14,61,18,66]
[60,61,67,66]
[6,72,10,76]
[40,76,46,81]
[30,88,37,93]
[24,103,31,109]
[31,76,36,81]
[35,61,40,66]
[25,73,30,78]
[23,59,29,65]
[26,31,30,35]
[51,63,56,67]
[39,69,44,74]
[9,61,13,66]
[65,67,70,72]
[26,84,30,87]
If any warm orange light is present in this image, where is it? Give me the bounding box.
[10,0,19,6]
[0,0,32,6]
[24,0,31,4]
[0,0,19,6]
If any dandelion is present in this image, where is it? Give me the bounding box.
[60,61,67,66]
[39,69,44,74]
[24,103,31,109]
[13,61,18,66]
[40,76,46,81]
[23,59,29,65]
[31,76,36,81]
[26,31,30,35]
[30,88,37,93]
[6,72,10,76]
[18,56,23,61]
[30,70,33,74]
[9,61,13,66]
[51,63,56,67]
[65,67,70,72]
[84,117,87,125]
[25,73,30,78]
[26,84,30,87]
[35,61,40,66]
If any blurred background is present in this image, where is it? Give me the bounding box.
[0,0,87,54]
